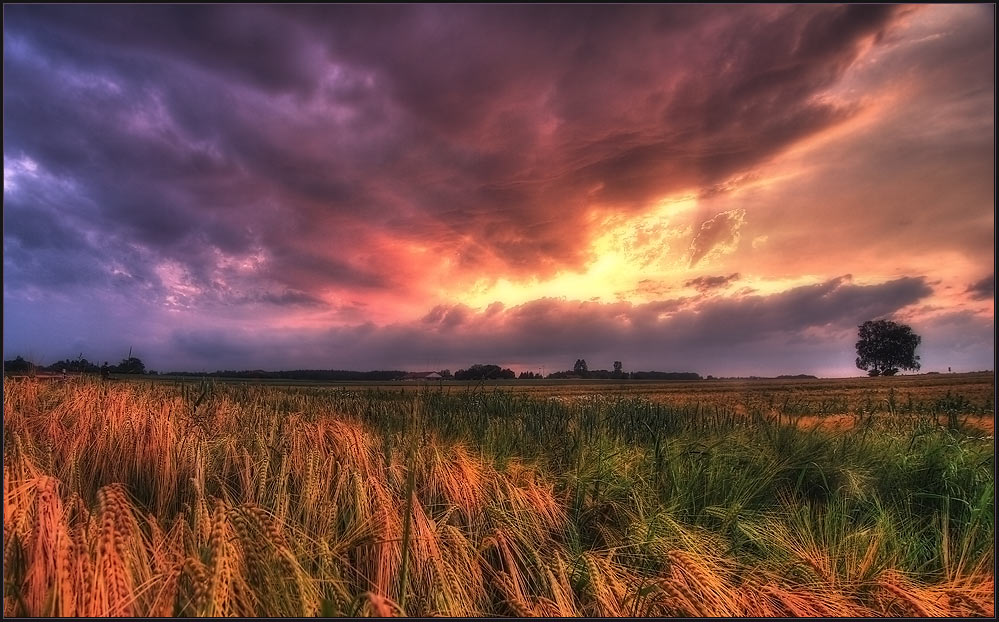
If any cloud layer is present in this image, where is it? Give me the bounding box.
[3,5,994,374]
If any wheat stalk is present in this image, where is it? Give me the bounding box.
[879,573,934,617]
[205,500,233,616]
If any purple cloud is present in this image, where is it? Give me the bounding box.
[4,4,914,300]
[154,275,934,373]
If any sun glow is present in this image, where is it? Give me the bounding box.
[459,196,700,310]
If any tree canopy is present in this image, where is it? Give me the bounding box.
[855,319,921,376]
[453,364,516,380]
[3,356,36,373]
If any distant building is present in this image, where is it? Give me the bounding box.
[400,371,444,381]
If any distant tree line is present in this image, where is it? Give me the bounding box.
[4,355,702,382]
[546,369,701,380]
[453,364,516,380]
[161,364,701,381]
[627,371,702,380]
[542,359,701,380]
[447,359,700,381]
[165,369,408,381]
[705,374,818,380]
[3,355,148,375]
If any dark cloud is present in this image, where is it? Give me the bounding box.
[251,290,327,308]
[685,273,741,292]
[141,275,933,373]
[682,276,931,346]
[4,6,321,96]
[966,274,994,300]
[3,240,106,289]
[4,197,84,252]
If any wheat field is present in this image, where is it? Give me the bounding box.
[3,376,994,617]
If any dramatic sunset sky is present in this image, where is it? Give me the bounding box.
[3,4,994,376]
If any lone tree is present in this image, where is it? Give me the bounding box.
[855,319,921,376]
[574,358,589,378]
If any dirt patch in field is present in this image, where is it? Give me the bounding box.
[957,415,994,435]
[793,414,859,431]
[791,413,994,435]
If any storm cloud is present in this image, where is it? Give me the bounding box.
[144,275,938,375]
[3,5,993,374]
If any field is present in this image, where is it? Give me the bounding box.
[3,373,994,617]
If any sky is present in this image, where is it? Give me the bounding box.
[3,4,994,376]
